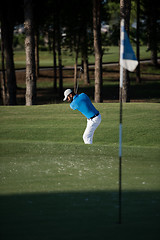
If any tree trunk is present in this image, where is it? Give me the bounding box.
[0,30,7,105]
[148,2,157,66]
[24,0,36,106]
[35,29,39,78]
[57,28,63,98]
[53,26,57,93]
[74,49,78,93]
[93,0,103,103]
[81,27,90,85]
[136,0,141,83]
[83,57,90,85]
[1,6,17,105]
[120,0,131,102]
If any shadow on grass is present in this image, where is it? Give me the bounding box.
[15,80,160,105]
[0,191,159,240]
[73,81,160,102]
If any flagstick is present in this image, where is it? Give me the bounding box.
[119,65,123,224]
[118,16,138,224]
[119,18,124,224]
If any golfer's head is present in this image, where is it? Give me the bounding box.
[63,89,74,102]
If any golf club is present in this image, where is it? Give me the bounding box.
[76,67,83,94]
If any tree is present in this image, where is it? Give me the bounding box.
[57,14,63,98]
[0,1,17,105]
[0,25,7,105]
[35,29,39,78]
[139,0,159,66]
[24,0,36,105]
[93,0,103,103]
[120,0,131,102]
[53,23,57,93]
[145,0,158,66]
[62,0,84,93]
[80,0,93,86]
[136,0,141,83]
[47,0,64,97]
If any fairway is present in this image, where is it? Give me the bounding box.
[0,103,160,240]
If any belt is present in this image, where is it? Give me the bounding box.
[89,113,99,120]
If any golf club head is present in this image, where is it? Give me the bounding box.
[80,67,84,73]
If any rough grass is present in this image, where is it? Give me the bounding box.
[0,103,160,239]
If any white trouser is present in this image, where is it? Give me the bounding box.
[83,114,101,144]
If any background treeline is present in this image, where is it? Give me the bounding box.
[0,0,159,105]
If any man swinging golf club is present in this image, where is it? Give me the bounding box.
[63,89,101,144]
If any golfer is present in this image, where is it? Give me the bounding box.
[63,89,101,144]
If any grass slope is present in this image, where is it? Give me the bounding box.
[0,103,160,240]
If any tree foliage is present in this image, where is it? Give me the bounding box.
[0,0,159,105]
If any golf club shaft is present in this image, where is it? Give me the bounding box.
[76,67,83,94]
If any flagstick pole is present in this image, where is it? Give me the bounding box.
[119,18,124,224]
[118,17,138,224]
[119,66,123,224]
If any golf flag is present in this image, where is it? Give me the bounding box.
[120,20,138,73]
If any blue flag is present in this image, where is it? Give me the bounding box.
[120,24,138,72]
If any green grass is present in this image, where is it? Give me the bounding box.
[1,45,158,69]
[0,103,160,239]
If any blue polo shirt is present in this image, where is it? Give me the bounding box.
[70,93,99,119]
